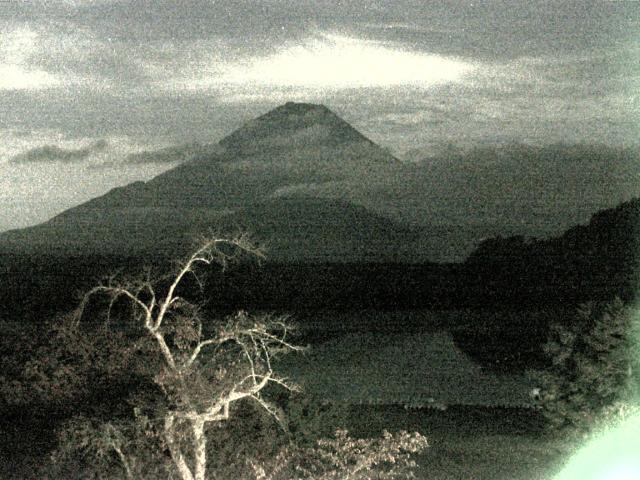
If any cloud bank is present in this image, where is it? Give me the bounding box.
[213,34,475,90]
[10,139,108,163]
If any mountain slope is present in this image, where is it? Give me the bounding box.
[6,102,634,262]
[48,102,398,213]
[219,197,424,261]
[0,196,426,260]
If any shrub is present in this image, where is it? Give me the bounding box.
[251,428,429,480]
[529,298,640,436]
[282,395,351,444]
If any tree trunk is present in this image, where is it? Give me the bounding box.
[112,444,134,480]
[192,418,208,480]
[165,414,195,480]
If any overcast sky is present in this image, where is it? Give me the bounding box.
[1,0,639,231]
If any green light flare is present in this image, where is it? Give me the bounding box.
[553,410,640,480]
[555,304,640,480]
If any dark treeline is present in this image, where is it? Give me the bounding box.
[1,198,638,322]
[466,197,640,306]
[1,254,632,324]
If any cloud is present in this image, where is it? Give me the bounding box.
[4,0,638,100]
[10,139,108,163]
[124,142,222,164]
[0,0,638,153]
[181,33,476,91]
[380,110,446,126]
[0,27,61,90]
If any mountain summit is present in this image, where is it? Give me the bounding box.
[219,102,373,154]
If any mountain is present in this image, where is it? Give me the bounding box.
[4,103,637,263]
[0,102,424,261]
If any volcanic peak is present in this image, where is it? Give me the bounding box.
[219,102,370,152]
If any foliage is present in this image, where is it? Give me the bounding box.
[0,314,142,412]
[282,395,351,444]
[251,429,429,480]
[49,413,172,480]
[529,298,640,435]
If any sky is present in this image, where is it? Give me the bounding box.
[1,0,639,231]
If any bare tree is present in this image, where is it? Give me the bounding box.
[73,235,302,480]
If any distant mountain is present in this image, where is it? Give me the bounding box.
[392,143,640,236]
[47,102,398,213]
[0,102,421,261]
